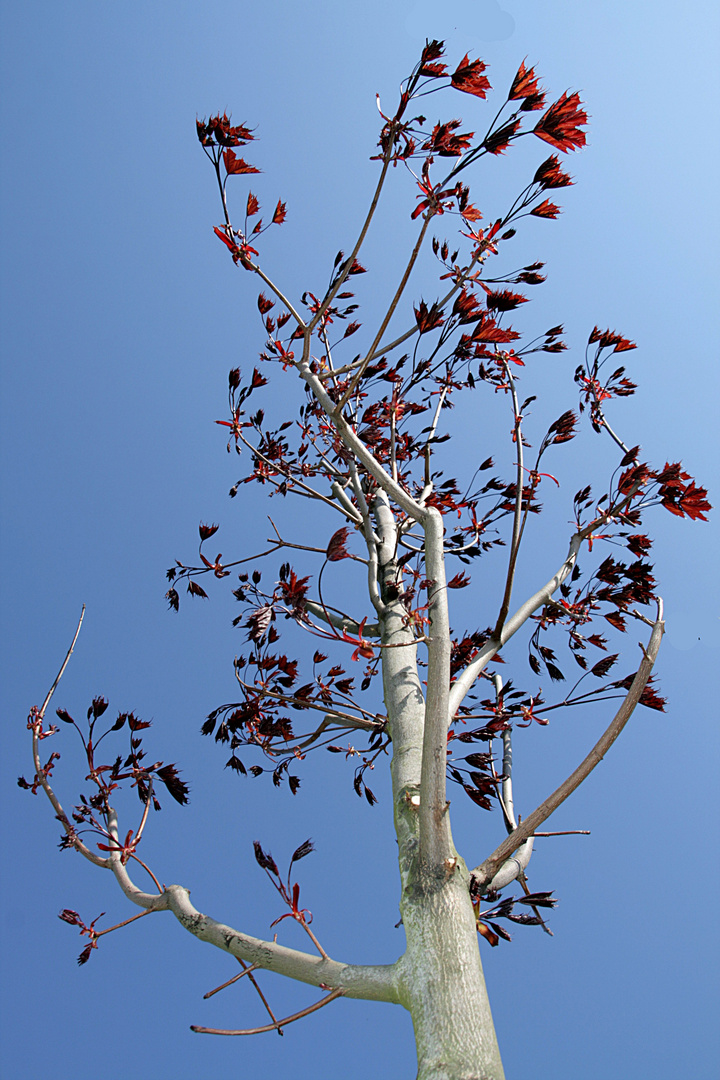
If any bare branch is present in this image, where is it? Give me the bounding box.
[304,599,380,639]
[472,602,665,891]
[309,146,394,332]
[191,987,345,1036]
[29,609,111,869]
[38,606,86,720]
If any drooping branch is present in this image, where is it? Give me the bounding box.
[472,602,664,891]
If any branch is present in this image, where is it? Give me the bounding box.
[353,463,385,615]
[309,146,394,332]
[334,213,432,414]
[99,814,401,1000]
[471,602,665,891]
[245,259,307,331]
[418,508,453,867]
[492,364,524,641]
[298,361,426,522]
[38,606,86,719]
[304,599,380,638]
[448,532,583,722]
[191,987,345,1036]
[29,608,111,869]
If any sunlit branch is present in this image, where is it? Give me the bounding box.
[303,599,380,638]
[350,462,385,616]
[298,362,426,522]
[472,602,664,891]
[423,384,449,489]
[448,532,583,723]
[481,674,535,893]
[449,480,645,721]
[596,409,630,455]
[335,214,432,413]
[330,481,363,524]
[418,508,453,867]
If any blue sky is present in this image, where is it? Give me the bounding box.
[1,2,719,1078]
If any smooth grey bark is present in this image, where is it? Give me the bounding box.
[378,506,505,1080]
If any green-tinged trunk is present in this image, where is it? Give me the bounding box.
[380,562,505,1080]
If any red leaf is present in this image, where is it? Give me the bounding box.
[483,119,521,155]
[485,289,528,312]
[534,92,587,152]
[419,39,447,77]
[476,921,500,947]
[326,527,351,561]
[451,54,491,99]
[223,149,260,175]
[414,299,445,334]
[530,198,561,219]
[272,199,287,225]
[509,60,545,112]
[447,572,471,589]
[246,192,260,216]
[422,119,474,157]
[533,154,573,189]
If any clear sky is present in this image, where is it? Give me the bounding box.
[1,2,718,1078]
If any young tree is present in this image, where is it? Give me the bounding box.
[21,41,709,1080]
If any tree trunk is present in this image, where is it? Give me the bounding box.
[380,547,505,1080]
[398,858,505,1080]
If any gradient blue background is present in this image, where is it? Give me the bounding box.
[1,2,718,1078]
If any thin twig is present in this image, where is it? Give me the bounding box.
[335,214,432,414]
[204,962,261,999]
[191,987,345,1036]
[38,606,86,720]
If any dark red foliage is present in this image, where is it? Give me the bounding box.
[422,120,474,157]
[530,199,561,219]
[451,54,491,99]
[326,528,351,561]
[534,92,587,152]
[508,60,546,111]
[223,149,260,175]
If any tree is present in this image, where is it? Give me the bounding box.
[20,40,709,1080]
